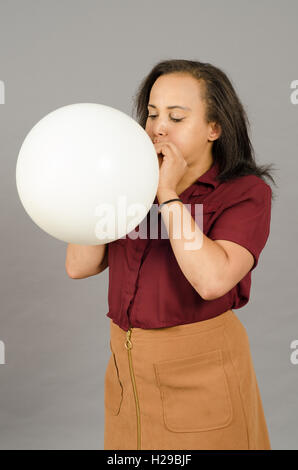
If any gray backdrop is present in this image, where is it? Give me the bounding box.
[0,0,296,450]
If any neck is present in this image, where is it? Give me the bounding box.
[176,156,214,196]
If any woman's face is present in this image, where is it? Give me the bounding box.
[145,73,221,167]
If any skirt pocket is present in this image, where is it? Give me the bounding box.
[104,341,123,416]
[153,348,233,433]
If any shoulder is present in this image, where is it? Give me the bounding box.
[211,175,272,208]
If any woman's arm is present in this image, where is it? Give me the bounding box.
[65,243,108,279]
[157,188,252,301]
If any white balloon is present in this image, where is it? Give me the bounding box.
[16,103,159,244]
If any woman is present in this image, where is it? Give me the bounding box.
[104,59,277,450]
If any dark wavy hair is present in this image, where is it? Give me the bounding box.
[131,59,278,202]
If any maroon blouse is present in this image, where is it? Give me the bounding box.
[106,161,272,332]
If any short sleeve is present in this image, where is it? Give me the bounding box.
[208,182,272,271]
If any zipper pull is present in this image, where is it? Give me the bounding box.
[125,327,133,350]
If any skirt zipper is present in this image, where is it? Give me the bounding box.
[125,326,141,450]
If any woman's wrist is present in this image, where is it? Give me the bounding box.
[156,188,179,205]
[158,198,183,213]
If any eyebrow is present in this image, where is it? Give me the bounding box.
[147,104,191,111]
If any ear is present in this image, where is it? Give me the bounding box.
[208,122,222,141]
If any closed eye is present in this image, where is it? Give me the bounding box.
[148,115,183,123]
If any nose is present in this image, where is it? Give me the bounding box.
[152,123,167,141]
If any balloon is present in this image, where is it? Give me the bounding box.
[16,103,159,244]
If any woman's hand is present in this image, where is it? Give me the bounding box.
[154,141,188,194]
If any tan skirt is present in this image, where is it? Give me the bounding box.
[104,309,271,450]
